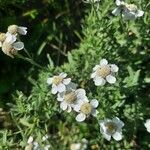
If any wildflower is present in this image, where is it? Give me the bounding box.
[75,99,99,122]
[57,88,87,113]
[91,59,119,86]
[144,119,150,133]
[99,117,124,141]
[47,73,71,94]
[112,0,144,20]
[7,24,27,35]
[1,40,24,58]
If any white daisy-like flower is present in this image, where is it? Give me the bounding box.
[112,0,144,20]
[91,59,119,86]
[57,88,87,113]
[7,24,27,35]
[1,37,24,58]
[47,72,71,94]
[144,119,150,133]
[75,99,99,122]
[99,117,124,141]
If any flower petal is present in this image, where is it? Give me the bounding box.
[27,136,33,144]
[106,75,116,84]
[110,64,119,72]
[18,27,27,35]
[59,72,67,78]
[5,32,17,43]
[57,83,66,93]
[51,85,58,94]
[76,113,86,122]
[91,109,98,117]
[115,0,122,6]
[13,42,24,50]
[66,82,77,90]
[93,65,100,71]
[112,117,124,128]
[60,101,67,110]
[94,77,106,86]
[112,132,122,141]
[136,10,144,17]
[67,106,72,113]
[73,104,80,112]
[90,99,99,108]
[100,59,108,66]
[63,78,71,85]
[91,72,96,78]
[57,93,64,101]
[47,77,53,85]
[102,133,111,141]
[112,7,121,16]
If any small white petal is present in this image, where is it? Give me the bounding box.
[51,85,58,94]
[106,75,116,84]
[112,117,124,128]
[91,72,96,78]
[102,133,111,141]
[100,59,108,66]
[57,93,64,101]
[27,136,33,144]
[112,132,122,141]
[122,12,136,20]
[136,10,144,17]
[94,77,106,86]
[47,77,53,85]
[93,65,100,71]
[0,42,2,47]
[91,109,98,117]
[5,32,17,43]
[76,113,86,122]
[57,83,66,93]
[73,104,80,112]
[115,0,121,6]
[76,89,86,100]
[66,82,77,90]
[112,7,121,16]
[42,135,48,141]
[60,101,67,110]
[90,99,99,108]
[59,72,67,78]
[144,119,150,133]
[18,27,27,35]
[110,64,119,72]
[67,106,72,113]
[63,78,71,85]
[13,42,24,50]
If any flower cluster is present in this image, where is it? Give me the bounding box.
[47,58,125,141]
[0,25,27,58]
[112,0,144,20]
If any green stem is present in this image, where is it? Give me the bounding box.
[16,53,45,70]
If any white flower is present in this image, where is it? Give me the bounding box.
[75,99,99,122]
[7,24,27,35]
[47,72,71,94]
[91,59,119,86]
[144,119,150,133]
[1,38,24,58]
[99,117,124,141]
[112,0,144,20]
[57,88,87,113]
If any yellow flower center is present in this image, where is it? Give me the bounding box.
[125,3,138,12]
[0,33,6,42]
[105,122,117,134]
[8,25,18,34]
[96,65,111,78]
[52,76,63,85]
[64,91,77,104]
[80,102,92,115]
